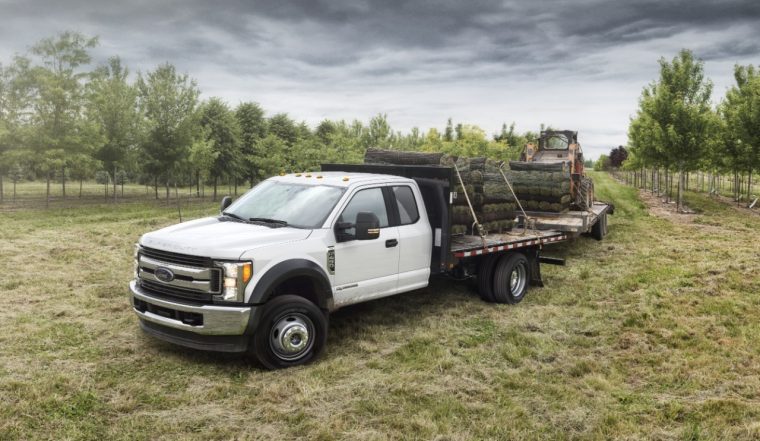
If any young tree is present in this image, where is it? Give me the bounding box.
[29,31,99,200]
[724,64,760,201]
[634,49,713,210]
[236,102,267,186]
[87,56,140,200]
[137,63,200,199]
[199,98,241,200]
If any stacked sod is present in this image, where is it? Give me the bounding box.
[365,151,518,235]
[505,161,572,212]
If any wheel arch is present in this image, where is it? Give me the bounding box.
[248,259,333,310]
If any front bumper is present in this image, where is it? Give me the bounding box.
[130,280,257,352]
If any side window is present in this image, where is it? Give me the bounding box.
[339,188,389,230]
[393,186,419,225]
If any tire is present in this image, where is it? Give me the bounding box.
[477,254,499,302]
[492,253,530,304]
[249,295,328,370]
[591,212,606,240]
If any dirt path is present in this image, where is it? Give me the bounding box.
[636,189,697,224]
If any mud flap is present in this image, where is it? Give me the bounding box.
[524,248,544,287]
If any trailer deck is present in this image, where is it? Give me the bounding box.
[450,229,568,258]
[520,202,611,234]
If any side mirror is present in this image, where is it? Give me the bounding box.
[220,196,233,213]
[355,212,380,240]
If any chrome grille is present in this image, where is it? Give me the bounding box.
[137,248,222,303]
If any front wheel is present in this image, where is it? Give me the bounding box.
[492,253,530,304]
[249,295,328,369]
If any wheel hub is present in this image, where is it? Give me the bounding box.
[271,315,311,358]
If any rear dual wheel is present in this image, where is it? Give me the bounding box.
[477,252,530,304]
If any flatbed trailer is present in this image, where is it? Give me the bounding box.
[322,162,611,303]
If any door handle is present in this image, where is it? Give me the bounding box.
[385,239,398,248]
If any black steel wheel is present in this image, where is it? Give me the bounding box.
[591,212,607,240]
[250,295,328,369]
[492,253,530,304]
[477,254,499,302]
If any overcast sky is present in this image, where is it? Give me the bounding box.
[2,0,759,159]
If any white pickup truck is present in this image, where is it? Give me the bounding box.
[131,164,609,369]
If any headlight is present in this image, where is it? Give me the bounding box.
[215,261,253,302]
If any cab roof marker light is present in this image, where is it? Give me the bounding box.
[343,176,349,181]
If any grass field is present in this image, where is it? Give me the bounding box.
[1,172,759,440]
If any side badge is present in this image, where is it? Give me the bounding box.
[327,248,335,275]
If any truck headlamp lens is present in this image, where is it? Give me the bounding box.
[217,261,253,302]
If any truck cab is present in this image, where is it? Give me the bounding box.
[131,172,432,369]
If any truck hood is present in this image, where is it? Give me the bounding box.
[140,217,312,260]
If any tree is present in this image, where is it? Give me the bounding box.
[268,113,298,146]
[609,146,628,168]
[87,56,140,199]
[29,31,99,201]
[236,102,268,186]
[137,63,200,199]
[199,97,241,200]
[632,49,714,211]
[594,154,611,171]
[724,64,760,201]
[443,118,453,142]
[364,113,392,148]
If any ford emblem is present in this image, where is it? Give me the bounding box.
[154,267,175,283]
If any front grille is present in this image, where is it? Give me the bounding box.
[137,246,222,304]
[140,246,211,267]
[140,279,214,303]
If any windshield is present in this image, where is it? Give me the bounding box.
[224,180,345,229]
[543,134,569,150]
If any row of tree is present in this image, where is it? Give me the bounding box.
[626,50,760,210]
[0,32,535,204]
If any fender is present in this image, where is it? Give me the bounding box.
[248,259,333,309]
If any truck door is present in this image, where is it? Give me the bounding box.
[332,187,400,305]
[391,185,432,292]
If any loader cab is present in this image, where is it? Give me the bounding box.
[522,130,584,175]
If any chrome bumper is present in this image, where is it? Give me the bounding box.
[130,280,251,336]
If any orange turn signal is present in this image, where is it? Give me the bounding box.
[242,262,252,283]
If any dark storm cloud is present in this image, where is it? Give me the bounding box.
[2,0,760,156]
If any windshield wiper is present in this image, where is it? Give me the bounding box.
[221,211,247,222]
[249,217,289,227]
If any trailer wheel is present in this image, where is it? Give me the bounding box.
[591,212,607,241]
[493,253,529,304]
[249,295,328,370]
[477,254,499,302]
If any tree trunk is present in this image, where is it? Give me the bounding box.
[747,169,753,203]
[104,179,108,201]
[165,179,170,202]
[114,166,118,204]
[61,166,66,199]
[79,179,83,198]
[196,170,200,197]
[234,177,238,195]
[46,173,51,209]
[677,168,684,212]
[213,176,218,201]
[154,176,159,200]
[13,180,17,204]
[175,181,182,223]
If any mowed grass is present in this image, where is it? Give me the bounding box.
[1,172,759,440]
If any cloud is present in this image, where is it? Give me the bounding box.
[1,0,759,158]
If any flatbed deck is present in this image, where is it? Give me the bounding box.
[521,202,611,234]
[450,229,568,258]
